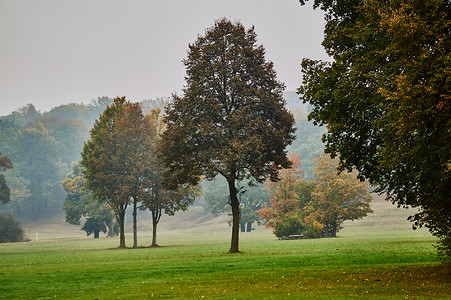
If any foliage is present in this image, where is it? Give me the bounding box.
[62,164,116,238]
[306,153,373,237]
[0,97,146,219]
[0,153,13,204]
[299,0,450,259]
[81,218,107,238]
[3,104,41,127]
[259,153,372,238]
[287,110,325,179]
[127,105,198,247]
[8,123,64,212]
[258,153,320,239]
[0,213,29,243]
[81,97,132,247]
[159,18,295,252]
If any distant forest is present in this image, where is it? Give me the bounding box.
[0,92,324,220]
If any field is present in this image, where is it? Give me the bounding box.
[1,199,450,299]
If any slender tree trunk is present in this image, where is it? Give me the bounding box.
[118,211,126,248]
[152,217,158,247]
[228,178,240,253]
[324,222,329,238]
[94,230,100,239]
[133,197,138,248]
[150,199,162,247]
[240,223,245,232]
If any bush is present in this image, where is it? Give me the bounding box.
[302,223,323,239]
[272,215,324,240]
[0,213,29,243]
[272,215,304,239]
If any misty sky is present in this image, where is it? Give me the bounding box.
[0,0,328,116]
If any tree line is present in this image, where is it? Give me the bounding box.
[0,97,166,217]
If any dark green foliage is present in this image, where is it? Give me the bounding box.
[63,164,116,238]
[299,0,450,261]
[0,153,13,204]
[160,18,295,252]
[272,214,304,239]
[0,213,29,243]
[81,218,107,239]
[8,123,63,212]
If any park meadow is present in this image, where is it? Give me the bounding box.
[1,198,450,299]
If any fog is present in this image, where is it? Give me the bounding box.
[0,0,327,116]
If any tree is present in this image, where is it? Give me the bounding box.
[159,18,296,253]
[258,153,322,239]
[257,153,309,239]
[63,164,116,238]
[113,103,159,248]
[299,0,450,260]
[0,153,13,204]
[9,123,63,213]
[0,213,29,243]
[81,97,132,248]
[306,153,373,237]
[140,110,199,247]
[82,218,107,239]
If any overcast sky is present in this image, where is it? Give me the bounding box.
[0,0,327,116]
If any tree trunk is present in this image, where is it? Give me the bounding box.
[152,218,158,247]
[228,178,240,253]
[133,197,138,248]
[246,221,252,232]
[324,222,329,238]
[331,223,337,237]
[118,211,126,248]
[240,223,245,232]
[106,219,115,237]
[94,230,100,239]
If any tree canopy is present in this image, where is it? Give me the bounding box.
[299,0,450,260]
[0,153,13,204]
[159,18,295,252]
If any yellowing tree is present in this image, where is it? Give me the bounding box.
[307,153,373,237]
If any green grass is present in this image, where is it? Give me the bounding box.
[1,200,450,299]
[0,228,449,299]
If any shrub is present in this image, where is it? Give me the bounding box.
[272,215,304,239]
[0,213,29,243]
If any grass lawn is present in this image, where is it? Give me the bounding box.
[1,200,450,299]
